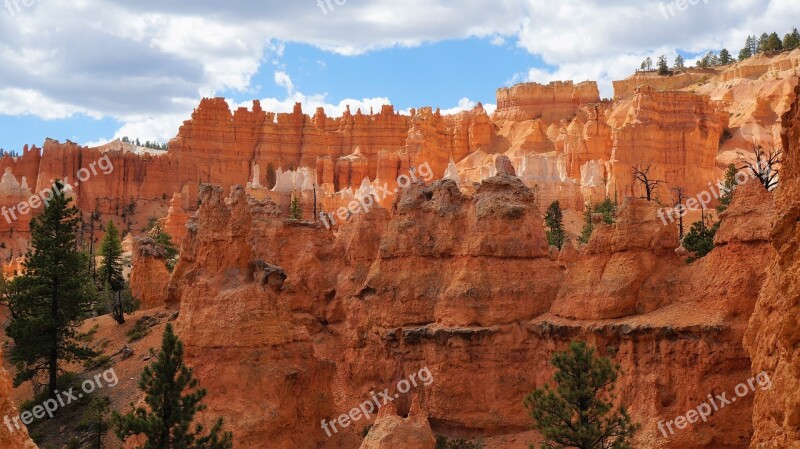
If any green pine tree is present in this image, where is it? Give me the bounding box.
[152,226,179,272]
[656,55,669,75]
[79,396,111,449]
[682,218,719,262]
[784,28,800,51]
[544,201,566,250]
[578,202,594,245]
[594,197,618,225]
[99,220,124,292]
[758,32,770,53]
[5,181,98,397]
[113,324,233,449]
[289,195,302,220]
[673,55,685,70]
[717,163,738,213]
[718,48,733,65]
[525,341,639,449]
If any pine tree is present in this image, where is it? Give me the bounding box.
[80,396,111,449]
[113,324,233,449]
[718,48,733,65]
[578,202,594,245]
[656,55,669,75]
[99,220,124,292]
[717,163,738,213]
[544,201,566,250]
[739,36,753,61]
[674,55,685,70]
[749,34,758,55]
[289,195,302,220]
[594,197,618,225]
[99,220,137,324]
[152,226,179,272]
[767,32,783,53]
[6,181,97,397]
[683,219,719,262]
[784,28,800,51]
[525,341,639,449]
[758,32,770,53]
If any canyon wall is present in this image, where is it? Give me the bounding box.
[608,87,722,200]
[0,347,38,449]
[744,77,800,448]
[164,152,773,448]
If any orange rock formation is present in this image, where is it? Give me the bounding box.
[744,77,800,448]
[0,347,38,449]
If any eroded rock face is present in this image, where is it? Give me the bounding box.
[170,186,336,449]
[129,236,172,309]
[608,87,722,200]
[161,167,776,449]
[744,78,800,448]
[359,398,435,449]
[551,198,681,320]
[494,81,601,123]
[0,347,38,449]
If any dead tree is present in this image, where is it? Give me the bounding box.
[632,164,664,201]
[740,145,782,191]
[672,186,687,239]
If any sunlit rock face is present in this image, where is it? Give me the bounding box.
[745,77,800,449]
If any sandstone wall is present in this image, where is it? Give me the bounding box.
[608,87,722,200]
[744,78,800,448]
[493,81,601,124]
[163,164,772,449]
[0,347,38,449]
[612,70,711,100]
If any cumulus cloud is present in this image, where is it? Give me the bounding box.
[0,0,797,143]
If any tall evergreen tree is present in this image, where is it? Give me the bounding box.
[99,219,136,324]
[717,163,739,213]
[749,34,759,55]
[758,32,770,53]
[767,32,784,53]
[289,195,302,220]
[544,201,566,250]
[80,396,111,449]
[673,55,685,70]
[525,341,639,449]
[113,324,233,449]
[578,202,595,245]
[784,28,800,51]
[99,220,124,292]
[739,36,754,61]
[5,181,97,396]
[656,55,669,75]
[718,48,733,65]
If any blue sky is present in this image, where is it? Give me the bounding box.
[0,0,796,152]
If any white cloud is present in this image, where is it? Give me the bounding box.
[0,0,797,142]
